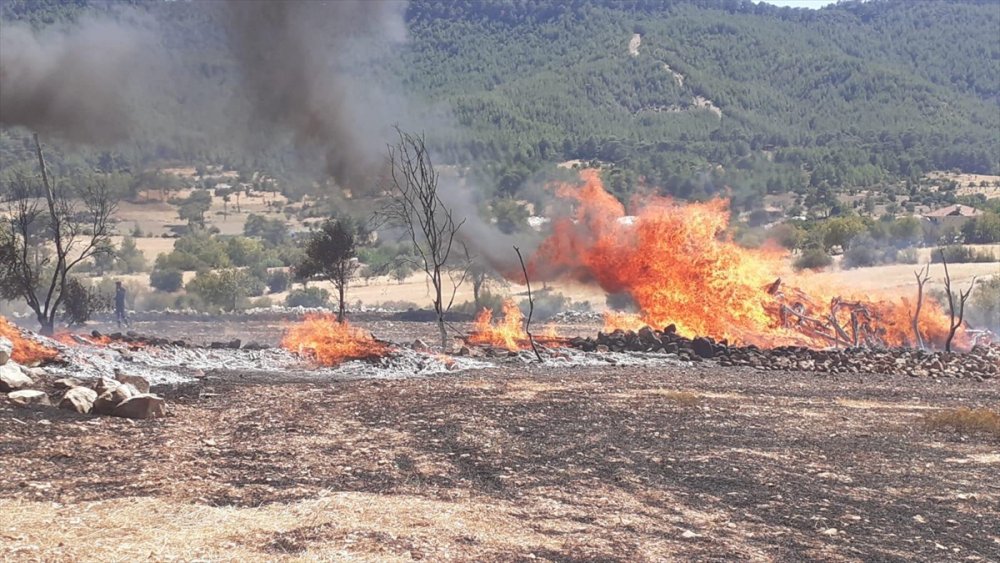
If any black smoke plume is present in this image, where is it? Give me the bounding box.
[220,0,408,193]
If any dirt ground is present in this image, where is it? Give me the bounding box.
[2,316,998,562]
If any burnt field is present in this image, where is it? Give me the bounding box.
[1,315,999,561]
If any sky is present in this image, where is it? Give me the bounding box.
[757,0,838,8]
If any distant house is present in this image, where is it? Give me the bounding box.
[922,204,983,231]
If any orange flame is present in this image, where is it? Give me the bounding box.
[469,300,527,350]
[468,300,564,350]
[528,170,967,350]
[0,316,59,365]
[281,314,390,366]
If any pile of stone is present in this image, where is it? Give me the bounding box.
[568,326,998,379]
[2,335,167,419]
[88,330,269,351]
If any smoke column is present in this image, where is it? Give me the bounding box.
[0,16,154,144]
[220,0,408,193]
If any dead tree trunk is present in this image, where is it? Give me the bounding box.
[514,246,542,362]
[939,250,975,352]
[911,264,930,349]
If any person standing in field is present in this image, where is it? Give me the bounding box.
[115,281,129,328]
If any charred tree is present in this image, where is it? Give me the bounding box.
[911,263,930,349]
[514,245,542,362]
[378,128,465,349]
[0,134,116,335]
[939,250,975,353]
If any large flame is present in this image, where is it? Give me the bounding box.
[0,316,59,365]
[281,314,390,366]
[528,170,966,349]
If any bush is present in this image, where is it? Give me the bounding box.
[186,268,263,312]
[150,268,184,292]
[961,212,1000,244]
[967,276,1000,331]
[267,269,290,293]
[523,291,569,321]
[60,278,107,326]
[793,248,833,271]
[115,235,148,274]
[285,287,330,308]
[896,247,919,264]
[931,246,997,264]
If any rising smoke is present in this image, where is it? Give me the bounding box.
[219,0,408,193]
[0,15,157,144]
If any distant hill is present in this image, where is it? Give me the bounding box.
[2,0,998,209]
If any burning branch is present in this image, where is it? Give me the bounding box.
[514,245,542,362]
[939,250,975,353]
[911,264,930,349]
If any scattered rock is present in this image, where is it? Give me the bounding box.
[94,383,140,415]
[412,339,429,351]
[0,336,12,365]
[114,371,150,393]
[7,389,51,407]
[112,394,167,420]
[59,387,98,414]
[93,376,120,396]
[53,377,84,390]
[691,337,715,359]
[0,362,33,392]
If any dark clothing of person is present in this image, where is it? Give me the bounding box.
[115,286,128,327]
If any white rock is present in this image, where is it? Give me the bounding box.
[8,389,51,407]
[114,372,150,393]
[112,394,167,420]
[94,383,140,415]
[0,336,12,365]
[59,387,98,414]
[0,362,33,392]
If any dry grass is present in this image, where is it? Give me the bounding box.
[923,407,1000,437]
[658,390,702,406]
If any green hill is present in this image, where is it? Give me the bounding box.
[2,0,998,209]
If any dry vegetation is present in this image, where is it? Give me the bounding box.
[923,407,1000,438]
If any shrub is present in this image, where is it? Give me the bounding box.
[896,247,919,264]
[285,287,330,308]
[931,246,997,264]
[523,291,569,321]
[115,235,148,274]
[267,269,290,293]
[60,278,107,326]
[793,248,833,271]
[967,276,1000,331]
[923,408,1000,437]
[150,268,184,292]
[186,268,262,312]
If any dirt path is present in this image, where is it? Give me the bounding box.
[2,363,997,561]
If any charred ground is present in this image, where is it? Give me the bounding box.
[1,316,998,561]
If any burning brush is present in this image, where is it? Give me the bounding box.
[0,316,60,365]
[467,299,565,352]
[281,314,392,366]
[524,170,972,351]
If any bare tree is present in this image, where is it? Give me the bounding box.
[0,134,116,335]
[911,263,930,349]
[514,246,542,362]
[939,249,975,352]
[377,129,465,348]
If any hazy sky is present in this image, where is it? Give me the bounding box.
[758,0,837,8]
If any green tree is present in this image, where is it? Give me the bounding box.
[295,219,359,323]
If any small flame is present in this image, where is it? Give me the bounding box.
[469,300,526,350]
[468,300,563,350]
[0,316,59,365]
[282,314,390,366]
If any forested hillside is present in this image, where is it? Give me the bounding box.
[1,0,998,210]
